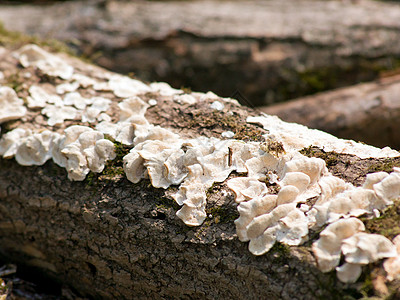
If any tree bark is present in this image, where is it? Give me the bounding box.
[0,41,399,299]
[259,74,400,150]
[2,0,400,106]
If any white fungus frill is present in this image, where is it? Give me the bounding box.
[14,44,74,80]
[308,169,400,228]
[0,128,32,159]
[312,218,397,283]
[229,155,328,255]
[108,75,151,98]
[52,126,116,181]
[384,235,400,281]
[312,218,366,273]
[0,86,27,123]
[15,130,62,166]
[42,105,77,126]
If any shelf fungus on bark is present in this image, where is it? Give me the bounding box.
[28,85,62,109]
[308,169,400,227]
[312,218,398,283]
[15,130,62,166]
[337,233,396,283]
[53,126,116,181]
[384,235,400,281]
[229,155,327,255]
[14,44,74,80]
[312,218,366,273]
[0,86,27,123]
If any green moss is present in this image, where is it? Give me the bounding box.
[99,141,130,179]
[271,57,400,104]
[362,201,400,239]
[300,146,340,167]
[270,242,290,257]
[155,196,180,210]
[367,160,399,173]
[180,87,192,94]
[359,270,374,299]
[84,171,97,187]
[299,68,333,92]
[189,110,264,142]
[0,21,74,55]
[207,206,239,224]
[4,72,24,93]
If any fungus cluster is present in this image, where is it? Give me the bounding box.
[0,126,115,181]
[228,154,328,255]
[1,44,400,285]
[308,169,400,227]
[312,218,397,283]
[14,44,74,80]
[0,86,27,123]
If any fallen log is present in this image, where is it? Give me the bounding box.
[2,0,400,106]
[0,42,400,299]
[259,74,400,150]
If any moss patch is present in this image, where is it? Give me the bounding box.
[0,21,73,55]
[207,205,239,224]
[300,146,400,186]
[187,109,264,142]
[97,141,130,180]
[146,97,266,142]
[362,201,400,240]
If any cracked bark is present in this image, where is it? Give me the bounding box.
[2,0,400,106]
[0,159,337,299]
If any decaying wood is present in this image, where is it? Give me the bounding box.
[2,0,400,106]
[260,74,400,150]
[0,43,399,299]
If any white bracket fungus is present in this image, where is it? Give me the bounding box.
[235,194,277,241]
[148,99,158,106]
[221,131,235,138]
[337,233,396,283]
[384,235,400,281]
[108,75,151,98]
[28,85,63,108]
[210,100,224,111]
[63,92,92,110]
[15,130,61,166]
[149,82,182,97]
[56,82,80,94]
[0,125,115,181]
[118,97,149,122]
[0,128,32,158]
[52,126,116,181]
[173,94,197,105]
[42,105,77,126]
[0,86,27,123]
[312,218,397,283]
[82,97,111,123]
[227,177,268,203]
[308,169,400,227]
[247,203,308,255]
[312,218,366,273]
[247,115,400,158]
[14,44,74,80]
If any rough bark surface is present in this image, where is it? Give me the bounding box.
[2,0,400,106]
[0,42,399,299]
[260,74,400,150]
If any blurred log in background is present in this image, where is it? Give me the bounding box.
[1,0,400,150]
[1,0,400,107]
